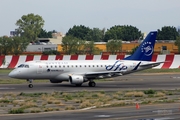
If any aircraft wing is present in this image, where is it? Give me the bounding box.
[83,71,124,79]
[85,71,123,76]
[140,61,165,67]
[66,71,123,79]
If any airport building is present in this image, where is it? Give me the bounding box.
[24,32,179,55]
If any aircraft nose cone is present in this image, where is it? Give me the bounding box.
[8,71,16,78]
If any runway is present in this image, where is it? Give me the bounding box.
[1,103,180,120]
[0,73,180,93]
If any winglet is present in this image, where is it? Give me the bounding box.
[124,31,157,61]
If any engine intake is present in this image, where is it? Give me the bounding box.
[69,75,84,84]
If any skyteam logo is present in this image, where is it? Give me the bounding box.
[141,41,153,56]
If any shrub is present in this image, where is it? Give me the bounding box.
[0,99,11,103]
[155,92,165,97]
[79,100,92,108]
[65,106,75,110]
[42,50,60,55]
[144,89,156,94]
[30,108,41,113]
[125,91,145,97]
[19,92,47,97]
[9,108,24,114]
[44,107,54,112]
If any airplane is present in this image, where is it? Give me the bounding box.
[9,31,163,88]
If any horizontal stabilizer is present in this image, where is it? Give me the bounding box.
[140,61,165,67]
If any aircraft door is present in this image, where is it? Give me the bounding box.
[37,65,43,74]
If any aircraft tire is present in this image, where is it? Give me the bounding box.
[29,84,33,88]
[89,81,96,87]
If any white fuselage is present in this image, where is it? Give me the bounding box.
[9,60,157,82]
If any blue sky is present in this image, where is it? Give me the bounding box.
[0,0,180,36]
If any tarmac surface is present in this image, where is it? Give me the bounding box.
[0,73,180,93]
[0,72,180,120]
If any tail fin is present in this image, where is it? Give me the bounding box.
[124,31,157,61]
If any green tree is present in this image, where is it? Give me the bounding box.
[85,28,105,42]
[157,26,179,40]
[177,27,180,36]
[42,50,60,55]
[0,36,12,55]
[38,29,53,38]
[175,36,180,53]
[0,36,29,55]
[15,13,45,42]
[84,41,96,54]
[104,25,141,41]
[106,40,122,54]
[66,25,91,40]
[61,36,85,55]
[10,36,29,55]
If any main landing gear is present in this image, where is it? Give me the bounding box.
[27,79,33,88]
[88,81,96,87]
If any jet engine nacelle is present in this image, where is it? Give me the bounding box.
[49,79,62,83]
[69,75,84,84]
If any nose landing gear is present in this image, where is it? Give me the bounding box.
[27,79,33,88]
[28,84,33,88]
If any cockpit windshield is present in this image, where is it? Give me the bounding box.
[18,64,29,68]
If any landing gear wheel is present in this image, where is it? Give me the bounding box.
[89,81,96,87]
[27,79,33,88]
[28,84,33,88]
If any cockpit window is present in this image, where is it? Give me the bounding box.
[18,64,24,68]
[25,65,29,68]
[18,64,29,68]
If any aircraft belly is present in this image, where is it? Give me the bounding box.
[53,74,69,81]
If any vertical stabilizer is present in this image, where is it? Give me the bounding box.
[124,31,157,61]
